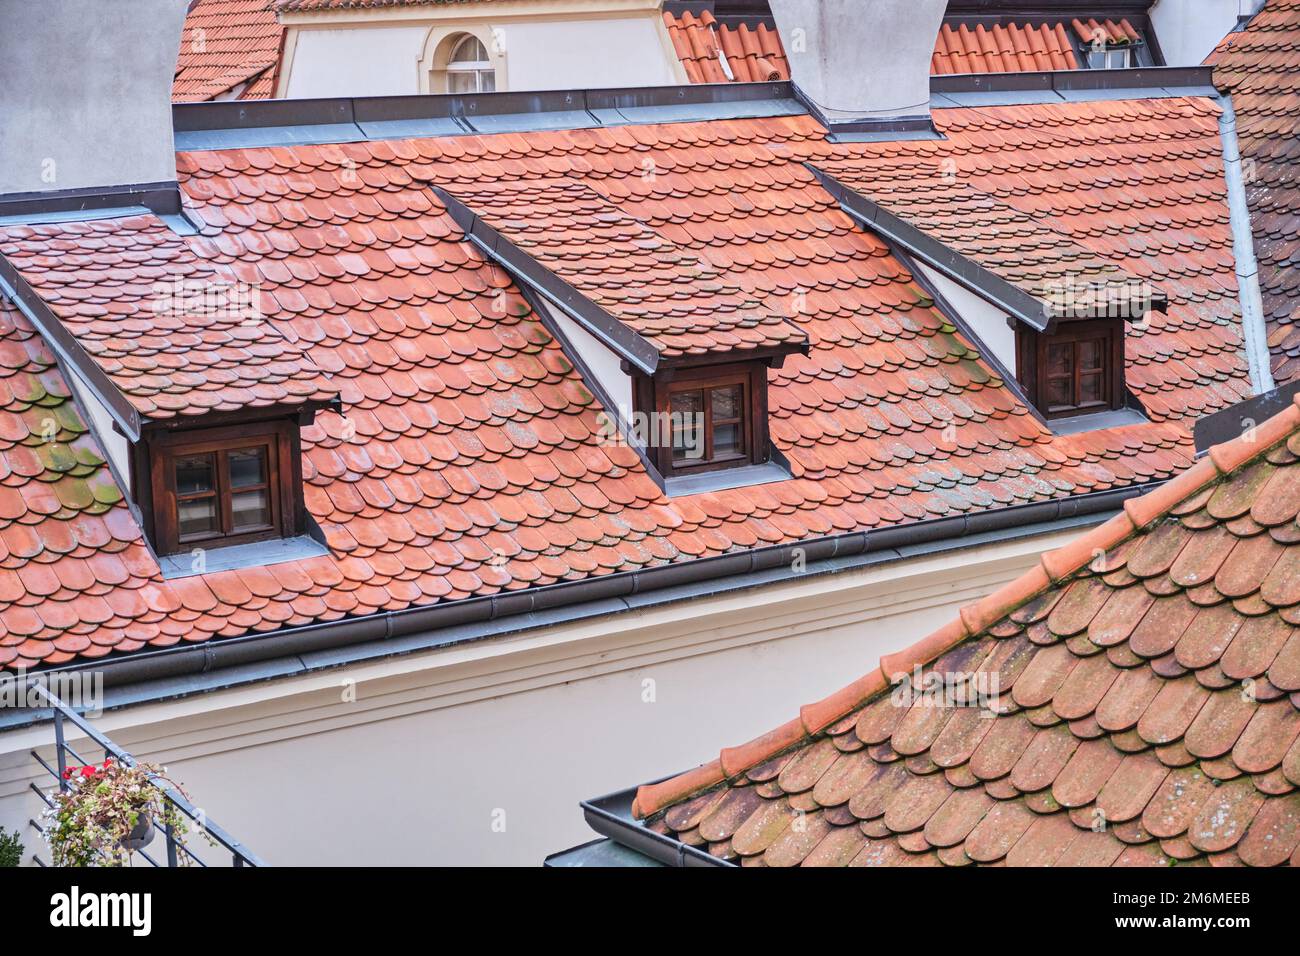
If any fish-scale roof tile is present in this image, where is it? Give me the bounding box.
[633,398,1300,867]
[0,95,1249,669]
[0,216,338,421]
[174,0,282,102]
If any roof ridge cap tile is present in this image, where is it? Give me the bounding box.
[631,396,1300,821]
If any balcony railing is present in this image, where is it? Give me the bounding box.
[24,683,265,867]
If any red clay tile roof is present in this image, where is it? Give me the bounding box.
[1211,0,1300,384]
[173,0,282,103]
[0,301,160,668]
[1070,17,1142,46]
[633,399,1300,867]
[0,216,337,421]
[817,156,1146,315]
[667,14,1130,81]
[664,11,789,84]
[0,95,1251,671]
[932,23,1079,75]
[443,178,807,361]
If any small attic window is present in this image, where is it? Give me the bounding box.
[636,362,770,479]
[144,420,300,556]
[446,35,496,93]
[1087,43,1137,69]
[1016,319,1124,420]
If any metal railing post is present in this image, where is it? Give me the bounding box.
[53,708,67,792]
[27,682,267,867]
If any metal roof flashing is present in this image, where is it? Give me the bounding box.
[165,68,1222,156]
[172,83,805,151]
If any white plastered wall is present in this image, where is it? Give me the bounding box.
[543,303,634,420]
[279,0,683,99]
[1150,0,1265,65]
[0,520,1094,866]
[64,367,130,487]
[915,262,1017,375]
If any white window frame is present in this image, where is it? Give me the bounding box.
[446,34,496,93]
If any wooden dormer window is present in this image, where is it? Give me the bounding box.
[143,420,301,556]
[1016,318,1125,420]
[636,362,770,479]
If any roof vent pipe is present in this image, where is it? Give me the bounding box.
[0,0,187,202]
[768,0,946,133]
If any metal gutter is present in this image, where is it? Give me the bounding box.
[0,259,143,441]
[433,185,662,375]
[0,481,1161,727]
[581,786,732,867]
[1216,92,1275,396]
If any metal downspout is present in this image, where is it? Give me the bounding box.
[1217,92,1275,395]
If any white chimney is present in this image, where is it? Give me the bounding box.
[0,0,188,197]
[769,0,947,129]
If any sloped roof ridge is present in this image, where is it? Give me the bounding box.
[632,391,1300,819]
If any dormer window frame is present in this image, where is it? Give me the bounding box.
[1015,317,1126,421]
[634,360,772,480]
[132,415,309,559]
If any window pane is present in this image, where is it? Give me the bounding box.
[229,446,267,489]
[175,453,214,495]
[711,384,742,421]
[178,497,217,539]
[479,70,496,93]
[231,489,271,530]
[1046,378,1073,409]
[451,36,489,64]
[670,389,704,462]
[1047,342,1073,377]
[448,71,477,94]
[670,389,703,416]
[1078,339,1103,372]
[1079,373,1104,406]
[714,423,742,458]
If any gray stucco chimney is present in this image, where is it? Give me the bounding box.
[769,0,947,129]
[0,0,187,197]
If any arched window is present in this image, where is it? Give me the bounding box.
[446,35,495,93]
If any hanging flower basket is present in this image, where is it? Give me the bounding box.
[44,758,207,867]
[120,814,155,853]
